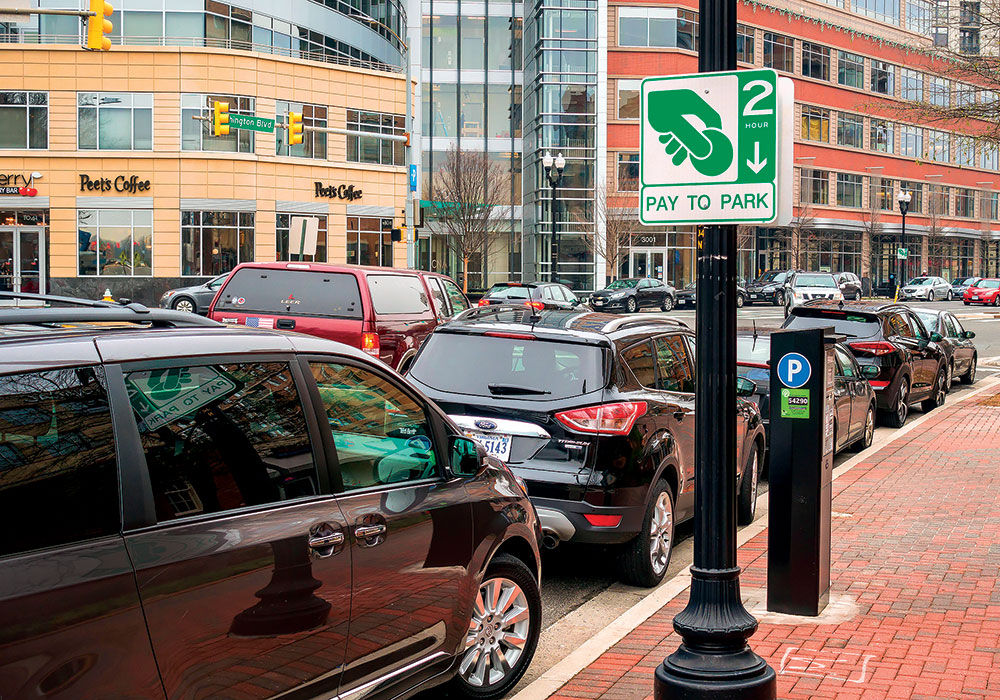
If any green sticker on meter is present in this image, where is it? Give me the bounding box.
[780,388,810,419]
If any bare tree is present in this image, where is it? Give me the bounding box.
[787,203,815,269]
[737,225,756,280]
[924,185,952,276]
[591,182,637,283]
[429,146,512,292]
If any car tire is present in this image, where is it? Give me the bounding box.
[945,360,954,393]
[883,376,910,429]
[619,480,673,588]
[994,296,1000,307]
[921,368,946,412]
[964,301,971,306]
[736,292,745,309]
[851,404,876,452]
[451,554,541,700]
[661,295,674,312]
[774,291,785,307]
[737,442,761,526]
[626,297,638,314]
[961,355,977,385]
[172,297,196,314]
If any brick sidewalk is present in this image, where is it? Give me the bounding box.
[548,384,1000,700]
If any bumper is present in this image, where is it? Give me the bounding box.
[870,372,904,411]
[529,496,644,545]
[589,299,627,311]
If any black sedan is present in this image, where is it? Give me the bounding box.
[912,307,978,390]
[674,282,747,308]
[589,278,676,313]
[158,273,228,314]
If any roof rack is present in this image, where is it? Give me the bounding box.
[0,292,222,328]
[601,314,689,333]
[452,303,539,323]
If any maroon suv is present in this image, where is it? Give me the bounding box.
[209,263,470,371]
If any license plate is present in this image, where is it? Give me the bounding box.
[593,299,604,305]
[465,431,512,461]
[750,294,758,299]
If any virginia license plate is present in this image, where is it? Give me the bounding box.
[465,431,512,461]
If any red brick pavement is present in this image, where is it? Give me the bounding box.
[548,384,1000,700]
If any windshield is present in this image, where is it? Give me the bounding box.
[908,278,933,285]
[915,311,939,332]
[737,336,771,364]
[606,279,639,289]
[783,309,881,338]
[793,274,837,288]
[755,271,785,284]
[975,279,1000,289]
[409,334,605,400]
[486,285,531,300]
[954,277,977,285]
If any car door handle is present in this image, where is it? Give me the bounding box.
[276,318,295,329]
[308,531,345,548]
[674,410,686,421]
[355,524,387,539]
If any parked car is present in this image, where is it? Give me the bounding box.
[911,307,979,389]
[673,282,747,308]
[834,271,863,301]
[963,278,1000,306]
[950,276,981,300]
[405,307,766,587]
[737,329,877,454]
[158,273,228,314]
[208,263,470,372]
[783,272,844,314]
[744,270,792,306]
[588,277,677,313]
[0,293,542,700]
[783,301,948,428]
[479,281,588,312]
[899,276,951,301]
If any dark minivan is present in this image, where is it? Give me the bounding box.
[0,295,541,700]
[209,263,470,371]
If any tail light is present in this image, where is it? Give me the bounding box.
[849,341,895,356]
[555,401,647,436]
[869,380,890,389]
[527,301,545,311]
[477,298,491,307]
[738,361,769,369]
[484,331,537,340]
[361,332,380,357]
[583,514,623,527]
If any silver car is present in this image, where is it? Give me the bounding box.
[900,276,951,301]
[783,272,844,314]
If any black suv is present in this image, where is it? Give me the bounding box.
[783,301,948,428]
[405,307,766,587]
[0,293,541,700]
[478,281,587,312]
[744,269,792,306]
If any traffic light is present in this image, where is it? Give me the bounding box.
[288,111,303,145]
[86,0,114,51]
[390,227,402,242]
[213,100,230,137]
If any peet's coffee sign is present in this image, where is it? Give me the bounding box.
[315,182,363,201]
[80,174,151,194]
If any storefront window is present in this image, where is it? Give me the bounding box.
[276,214,328,261]
[77,209,153,276]
[276,101,327,159]
[181,94,254,153]
[347,216,394,267]
[181,210,254,276]
[928,238,974,279]
[0,92,47,149]
[78,93,153,150]
[803,230,862,274]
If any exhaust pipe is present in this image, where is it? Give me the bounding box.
[541,529,560,550]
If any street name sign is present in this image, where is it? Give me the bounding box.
[229,114,276,132]
[640,68,781,226]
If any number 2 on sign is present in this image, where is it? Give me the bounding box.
[742,80,774,116]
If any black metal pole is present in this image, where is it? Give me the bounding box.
[553,177,560,284]
[653,0,776,695]
[899,210,907,296]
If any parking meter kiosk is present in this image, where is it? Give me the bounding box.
[767,327,840,616]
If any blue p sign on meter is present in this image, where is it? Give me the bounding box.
[777,352,811,388]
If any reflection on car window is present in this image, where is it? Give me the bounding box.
[442,278,470,315]
[369,275,431,314]
[834,347,857,377]
[125,363,318,522]
[916,311,939,333]
[653,335,694,392]
[887,313,914,338]
[311,362,437,491]
[623,341,656,388]
[428,277,450,321]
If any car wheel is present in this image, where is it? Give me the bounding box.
[626,297,638,314]
[961,355,977,385]
[964,301,971,306]
[619,480,673,587]
[994,295,1000,307]
[883,376,909,429]
[945,360,954,393]
[661,295,674,312]
[737,442,761,526]
[452,554,541,700]
[172,297,196,314]
[736,292,745,309]
[851,404,876,452]
[774,291,785,306]
[921,368,946,412]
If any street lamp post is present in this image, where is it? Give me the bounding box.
[542,151,566,283]
[897,191,911,300]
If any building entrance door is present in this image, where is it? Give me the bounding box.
[630,249,665,281]
[0,227,45,304]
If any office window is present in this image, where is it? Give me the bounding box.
[737,25,754,63]
[927,129,950,162]
[838,51,864,88]
[982,144,999,170]
[78,93,152,150]
[871,119,894,153]
[956,189,975,217]
[901,69,923,101]
[276,214,328,262]
[836,173,863,208]
[928,185,950,216]
[956,83,977,107]
[928,77,950,107]
[837,113,864,148]
[181,210,254,276]
[960,28,981,54]
[347,110,405,166]
[77,209,153,277]
[801,106,830,142]
[852,0,900,25]
[617,7,698,50]
[871,61,895,95]
[900,181,923,213]
[870,177,895,211]
[0,91,47,149]
[981,191,998,220]
[181,93,254,153]
[763,32,794,72]
[618,153,639,191]
[275,101,327,159]
[955,136,975,166]
[618,80,640,119]
[802,42,830,80]
[907,0,934,33]
[901,125,923,157]
[800,169,829,205]
[346,216,394,267]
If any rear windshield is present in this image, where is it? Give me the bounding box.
[485,285,532,300]
[737,336,771,364]
[756,271,785,284]
[368,275,431,314]
[408,333,605,400]
[783,309,881,338]
[217,268,362,318]
[793,274,837,288]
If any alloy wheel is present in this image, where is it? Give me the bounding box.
[649,491,673,576]
[173,298,195,313]
[459,577,531,688]
[748,449,759,514]
[865,407,875,446]
[736,294,745,308]
[946,362,953,392]
[897,380,909,424]
[934,372,946,406]
[627,297,637,313]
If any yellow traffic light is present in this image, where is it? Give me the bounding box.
[86,0,114,51]
[288,111,303,145]
[213,101,230,137]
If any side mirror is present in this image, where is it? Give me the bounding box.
[861,365,881,379]
[930,332,943,342]
[736,376,757,397]
[964,330,976,339]
[449,436,483,477]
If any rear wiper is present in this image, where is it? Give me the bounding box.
[487,384,552,396]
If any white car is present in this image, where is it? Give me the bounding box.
[783,272,844,314]
[900,276,951,301]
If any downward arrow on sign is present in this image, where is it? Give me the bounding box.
[747,142,767,174]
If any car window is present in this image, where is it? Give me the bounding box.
[638,279,652,289]
[908,313,929,339]
[560,285,578,302]
[217,268,363,318]
[649,279,663,288]
[541,286,555,301]
[886,313,914,338]
[208,275,226,290]
[949,314,965,337]
[0,367,119,557]
[369,275,431,315]
[653,335,695,392]
[310,362,438,490]
[622,341,656,387]
[441,278,470,315]
[834,346,857,378]
[427,277,450,321]
[124,363,319,522]
[915,311,939,333]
